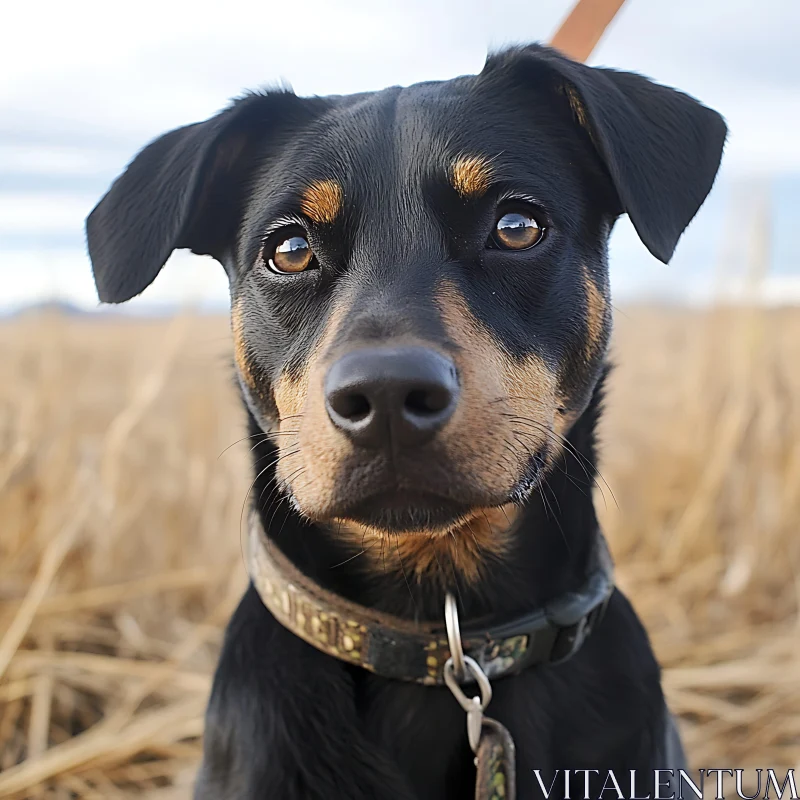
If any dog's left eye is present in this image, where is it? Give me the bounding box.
[263,232,316,274]
[488,210,544,251]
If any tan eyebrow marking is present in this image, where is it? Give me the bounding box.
[300,179,343,224]
[450,155,494,199]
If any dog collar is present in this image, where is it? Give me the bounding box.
[247,511,614,685]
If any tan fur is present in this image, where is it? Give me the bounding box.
[231,297,258,392]
[450,155,494,199]
[436,282,560,487]
[560,84,602,153]
[564,85,589,130]
[582,264,607,361]
[272,370,306,420]
[300,180,343,224]
[273,300,352,516]
[271,282,562,582]
[338,505,519,584]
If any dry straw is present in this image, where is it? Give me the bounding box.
[1,239,798,794]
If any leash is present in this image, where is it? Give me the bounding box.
[549,0,629,63]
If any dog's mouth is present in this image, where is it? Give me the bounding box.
[330,488,477,536]
[284,445,550,538]
[267,356,556,575]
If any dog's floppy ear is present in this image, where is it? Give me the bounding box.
[86,91,321,303]
[492,45,727,263]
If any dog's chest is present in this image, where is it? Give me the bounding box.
[359,677,477,799]
[357,671,553,800]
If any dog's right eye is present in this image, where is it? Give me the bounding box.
[263,232,316,274]
[488,210,544,251]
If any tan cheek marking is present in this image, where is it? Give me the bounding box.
[231,297,258,391]
[503,353,559,417]
[450,155,494,199]
[504,351,562,467]
[583,264,607,361]
[274,299,353,518]
[300,179,343,224]
[437,282,559,470]
[273,370,307,419]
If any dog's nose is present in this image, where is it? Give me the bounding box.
[324,346,459,449]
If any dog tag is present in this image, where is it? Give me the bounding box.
[474,717,516,800]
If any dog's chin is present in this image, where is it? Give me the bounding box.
[333,491,478,537]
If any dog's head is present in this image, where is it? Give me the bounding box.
[87,45,725,549]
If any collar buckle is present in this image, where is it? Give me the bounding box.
[548,591,611,664]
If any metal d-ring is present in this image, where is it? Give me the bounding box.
[444,655,493,753]
[444,591,466,681]
[444,592,494,754]
[443,655,493,713]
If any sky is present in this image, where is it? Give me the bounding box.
[1,0,799,312]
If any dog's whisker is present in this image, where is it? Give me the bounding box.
[510,422,601,500]
[238,458,282,555]
[256,449,302,504]
[488,394,550,408]
[274,485,300,542]
[503,412,618,509]
[537,479,570,555]
[542,480,564,519]
[279,464,308,491]
[477,511,491,552]
[329,544,371,570]
[393,535,418,615]
[263,484,291,540]
[278,413,305,423]
[430,544,447,587]
[502,411,604,482]
[217,432,271,459]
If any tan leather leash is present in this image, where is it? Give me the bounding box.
[550,0,628,63]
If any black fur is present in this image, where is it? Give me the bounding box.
[196,381,678,799]
[85,44,726,799]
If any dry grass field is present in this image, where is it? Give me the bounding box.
[1,304,798,798]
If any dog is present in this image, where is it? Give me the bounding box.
[86,43,726,799]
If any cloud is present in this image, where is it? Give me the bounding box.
[1,0,797,308]
[4,0,798,177]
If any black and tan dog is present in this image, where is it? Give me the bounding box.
[86,43,725,799]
